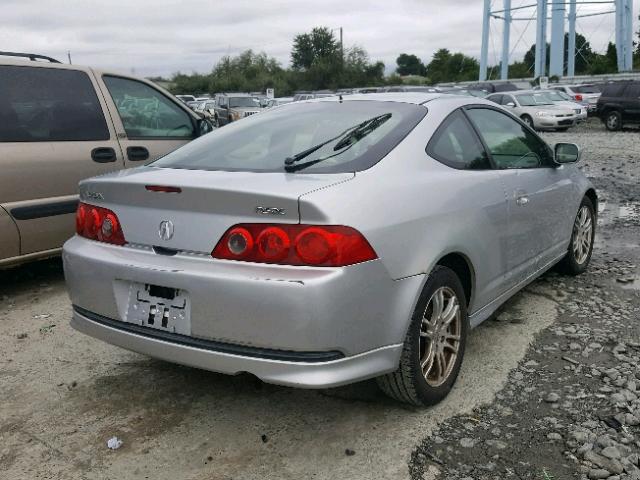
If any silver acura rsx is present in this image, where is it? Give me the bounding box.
[63,93,596,406]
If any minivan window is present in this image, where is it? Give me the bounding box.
[573,85,600,94]
[0,65,109,142]
[152,100,427,174]
[103,76,195,139]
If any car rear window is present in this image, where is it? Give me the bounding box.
[573,85,600,94]
[0,65,109,142]
[152,100,427,174]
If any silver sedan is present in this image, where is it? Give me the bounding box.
[63,93,596,406]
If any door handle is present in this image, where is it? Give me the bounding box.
[516,195,529,206]
[127,146,150,161]
[91,147,116,163]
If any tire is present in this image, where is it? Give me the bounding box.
[521,114,534,129]
[557,196,595,275]
[604,110,622,131]
[377,266,469,406]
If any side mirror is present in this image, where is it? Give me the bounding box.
[197,118,214,136]
[554,143,580,164]
[505,102,516,108]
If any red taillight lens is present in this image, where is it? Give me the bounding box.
[574,94,583,101]
[212,224,377,267]
[75,202,126,245]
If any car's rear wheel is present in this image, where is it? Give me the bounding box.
[377,266,468,406]
[521,114,534,129]
[604,110,622,131]
[557,196,595,275]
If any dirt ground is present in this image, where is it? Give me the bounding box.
[1,118,638,480]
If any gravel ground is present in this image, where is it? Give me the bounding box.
[0,118,638,480]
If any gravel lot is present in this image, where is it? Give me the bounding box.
[1,118,638,480]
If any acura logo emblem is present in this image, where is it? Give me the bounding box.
[158,220,174,241]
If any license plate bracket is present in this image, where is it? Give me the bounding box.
[124,282,191,335]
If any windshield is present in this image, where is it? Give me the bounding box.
[153,100,427,174]
[515,93,553,106]
[229,97,260,108]
[541,91,565,102]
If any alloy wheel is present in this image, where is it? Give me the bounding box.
[572,205,593,265]
[419,286,462,387]
[606,114,619,130]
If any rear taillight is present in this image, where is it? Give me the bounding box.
[212,224,377,267]
[76,202,126,245]
[574,94,583,101]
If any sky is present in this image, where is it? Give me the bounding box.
[2,0,637,78]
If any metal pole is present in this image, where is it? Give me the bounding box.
[549,0,565,76]
[535,0,547,77]
[67,50,72,65]
[340,27,344,67]
[625,0,634,70]
[480,0,491,81]
[501,0,512,79]
[541,0,548,74]
[615,0,624,70]
[567,0,577,76]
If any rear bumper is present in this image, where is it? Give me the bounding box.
[71,306,403,388]
[63,236,423,386]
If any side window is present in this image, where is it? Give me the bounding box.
[500,95,515,106]
[426,110,491,170]
[103,76,194,139]
[466,108,554,169]
[0,65,109,142]
[623,83,640,98]
[487,94,502,105]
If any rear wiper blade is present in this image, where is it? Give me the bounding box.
[284,113,392,172]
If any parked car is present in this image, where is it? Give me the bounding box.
[63,93,596,406]
[486,91,577,131]
[175,94,196,103]
[194,100,216,118]
[0,51,213,268]
[439,87,488,98]
[467,82,519,93]
[596,81,640,131]
[536,90,588,123]
[383,86,440,93]
[550,84,601,114]
[265,97,294,108]
[213,93,261,126]
[292,92,336,101]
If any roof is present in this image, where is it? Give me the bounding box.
[307,92,457,106]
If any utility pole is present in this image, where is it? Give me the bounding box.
[479,0,491,81]
[501,0,512,80]
[549,0,565,76]
[534,0,548,78]
[567,0,577,77]
[67,50,72,65]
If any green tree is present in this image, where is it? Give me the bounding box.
[291,27,340,70]
[424,49,479,84]
[395,53,426,76]
[522,33,594,76]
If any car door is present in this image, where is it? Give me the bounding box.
[426,108,511,310]
[0,64,124,257]
[97,74,198,167]
[466,106,574,287]
[621,83,640,122]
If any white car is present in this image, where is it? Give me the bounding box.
[550,85,601,113]
[487,92,577,131]
[533,90,587,123]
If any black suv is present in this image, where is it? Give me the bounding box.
[596,81,640,131]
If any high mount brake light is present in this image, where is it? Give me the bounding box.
[76,202,126,245]
[212,224,377,267]
[145,185,182,193]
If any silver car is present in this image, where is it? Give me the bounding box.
[63,93,596,406]
[537,90,588,123]
[487,91,577,131]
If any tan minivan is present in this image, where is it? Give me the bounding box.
[0,52,212,268]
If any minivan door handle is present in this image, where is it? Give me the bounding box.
[91,147,117,163]
[127,146,150,161]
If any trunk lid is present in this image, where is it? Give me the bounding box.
[79,167,354,253]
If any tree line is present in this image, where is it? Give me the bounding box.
[169,23,640,95]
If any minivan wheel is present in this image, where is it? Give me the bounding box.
[521,114,534,129]
[605,111,622,131]
[557,196,595,275]
[377,266,468,406]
